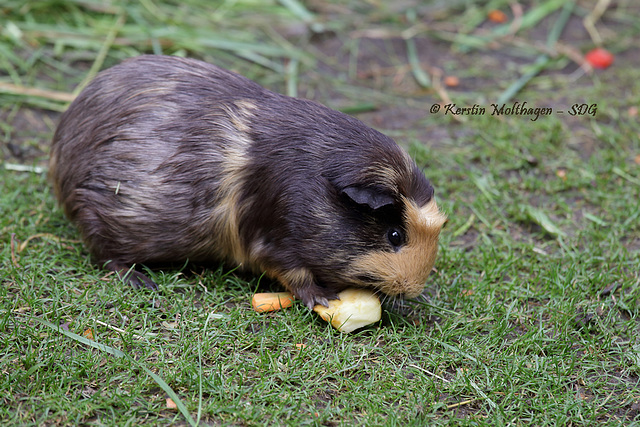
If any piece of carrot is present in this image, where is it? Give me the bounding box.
[83,328,94,340]
[585,48,614,69]
[487,9,507,23]
[252,292,294,313]
[444,75,460,87]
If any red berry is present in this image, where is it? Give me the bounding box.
[585,48,614,69]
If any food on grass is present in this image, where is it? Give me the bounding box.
[585,48,614,69]
[313,288,382,333]
[444,76,460,87]
[487,9,507,23]
[252,292,294,313]
[252,288,382,333]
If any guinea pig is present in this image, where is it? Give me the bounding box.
[49,55,447,309]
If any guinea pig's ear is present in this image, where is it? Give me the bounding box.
[342,185,395,210]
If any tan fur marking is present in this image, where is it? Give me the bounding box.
[362,164,401,189]
[351,198,447,297]
[205,101,256,265]
[48,150,61,200]
[208,190,244,263]
[123,86,176,103]
[228,100,257,133]
[362,151,413,189]
[211,146,249,264]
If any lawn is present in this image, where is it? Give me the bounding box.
[2,0,639,425]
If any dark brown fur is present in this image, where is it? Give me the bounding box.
[50,55,446,309]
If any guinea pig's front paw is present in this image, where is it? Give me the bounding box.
[124,270,159,290]
[106,262,159,290]
[295,283,340,310]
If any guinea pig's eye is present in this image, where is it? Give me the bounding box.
[387,228,404,248]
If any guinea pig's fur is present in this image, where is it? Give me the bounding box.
[49,55,447,309]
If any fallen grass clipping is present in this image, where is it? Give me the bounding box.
[26,314,204,426]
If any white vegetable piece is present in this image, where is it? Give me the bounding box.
[313,288,382,333]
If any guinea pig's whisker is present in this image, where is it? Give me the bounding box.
[378,292,391,307]
[379,293,411,314]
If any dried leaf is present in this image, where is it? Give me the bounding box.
[166,398,177,409]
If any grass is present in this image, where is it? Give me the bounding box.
[2,0,640,425]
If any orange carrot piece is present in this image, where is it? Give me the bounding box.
[252,292,294,313]
[444,76,460,87]
[487,9,507,23]
[83,328,94,340]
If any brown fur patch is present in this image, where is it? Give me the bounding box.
[350,198,447,297]
[266,266,339,308]
[274,267,314,289]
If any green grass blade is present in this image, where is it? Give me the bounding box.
[613,167,640,186]
[30,316,125,357]
[405,8,430,88]
[72,12,125,96]
[127,356,197,427]
[406,37,431,88]
[277,0,324,33]
[31,315,197,427]
[496,54,551,105]
[524,205,567,238]
[286,57,299,98]
[496,1,574,104]
[491,0,569,37]
[546,1,575,48]
[453,0,569,51]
